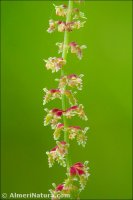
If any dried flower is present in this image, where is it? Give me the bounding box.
[44,57,66,73]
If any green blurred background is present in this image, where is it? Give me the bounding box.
[1,0,132,199]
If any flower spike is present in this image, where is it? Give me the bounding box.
[44,0,90,199]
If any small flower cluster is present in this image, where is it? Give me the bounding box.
[53,4,86,19]
[47,20,86,33]
[67,126,89,147]
[49,161,90,199]
[65,105,88,120]
[46,141,69,167]
[70,161,90,191]
[56,41,87,60]
[53,4,68,17]
[44,108,64,129]
[44,104,88,129]
[43,89,61,105]
[43,88,77,106]
[54,124,89,147]
[56,74,84,90]
[44,57,66,73]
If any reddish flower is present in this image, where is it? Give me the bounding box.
[58,20,65,25]
[57,123,64,128]
[52,108,64,117]
[74,162,84,167]
[69,42,87,60]
[43,88,62,105]
[50,89,60,93]
[50,141,66,152]
[44,57,66,73]
[66,105,78,112]
[52,108,60,113]
[56,184,64,191]
[67,74,77,79]
[69,42,77,47]
[70,162,85,176]
[51,146,58,152]
[69,126,81,130]
[60,141,66,145]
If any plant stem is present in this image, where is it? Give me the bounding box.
[61,0,73,171]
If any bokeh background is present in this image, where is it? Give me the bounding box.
[1,0,132,199]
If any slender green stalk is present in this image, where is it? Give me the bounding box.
[61,0,73,170]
